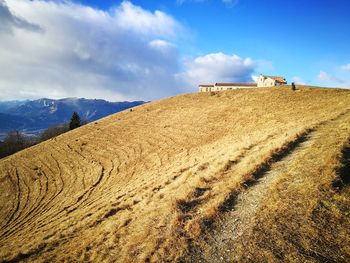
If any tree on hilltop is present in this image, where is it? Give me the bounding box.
[69,112,81,130]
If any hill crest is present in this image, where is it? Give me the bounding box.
[0,86,350,262]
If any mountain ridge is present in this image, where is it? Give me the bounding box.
[0,98,146,139]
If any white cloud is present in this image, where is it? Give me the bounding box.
[0,0,184,101]
[149,39,176,54]
[292,76,305,85]
[251,75,259,83]
[318,71,342,83]
[0,0,42,33]
[177,52,256,87]
[318,71,331,81]
[317,71,347,88]
[222,0,239,8]
[0,0,269,101]
[176,0,238,7]
[340,63,350,71]
[176,0,205,5]
[113,1,180,37]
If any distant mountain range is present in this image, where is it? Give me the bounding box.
[0,98,146,139]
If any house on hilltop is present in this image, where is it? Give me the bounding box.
[198,84,215,92]
[257,75,287,87]
[198,75,287,92]
[199,83,257,92]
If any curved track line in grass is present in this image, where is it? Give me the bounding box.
[0,169,21,238]
[2,168,49,240]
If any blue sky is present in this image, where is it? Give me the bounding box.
[0,0,349,101]
[75,0,350,80]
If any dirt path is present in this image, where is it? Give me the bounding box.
[187,110,350,262]
[189,137,314,262]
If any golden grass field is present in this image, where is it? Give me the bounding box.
[0,86,350,262]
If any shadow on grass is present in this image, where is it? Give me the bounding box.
[333,142,350,189]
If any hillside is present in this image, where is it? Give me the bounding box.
[0,86,350,262]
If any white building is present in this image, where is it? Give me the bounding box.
[198,75,287,92]
[198,83,257,92]
[257,75,287,87]
[198,84,215,92]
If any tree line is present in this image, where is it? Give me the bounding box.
[0,112,83,159]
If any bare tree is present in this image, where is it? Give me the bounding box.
[0,131,27,158]
[40,123,69,142]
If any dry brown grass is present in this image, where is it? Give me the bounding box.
[228,116,350,262]
[184,109,350,262]
[0,86,350,262]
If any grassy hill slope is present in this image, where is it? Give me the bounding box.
[0,86,350,262]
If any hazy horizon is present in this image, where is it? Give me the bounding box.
[0,97,147,103]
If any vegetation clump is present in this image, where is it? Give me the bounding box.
[0,112,85,159]
[0,131,31,158]
[69,112,82,130]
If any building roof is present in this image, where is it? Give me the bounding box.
[262,75,287,83]
[198,84,214,87]
[215,83,257,87]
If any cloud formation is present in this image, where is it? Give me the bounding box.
[0,0,184,101]
[0,1,259,101]
[176,0,205,5]
[318,71,344,84]
[0,0,41,33]
[221,0,239,8]
[176,0,238,7]
[340,63,350,71]
[178,52,256,86]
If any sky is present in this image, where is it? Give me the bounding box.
[0,0,349,101]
